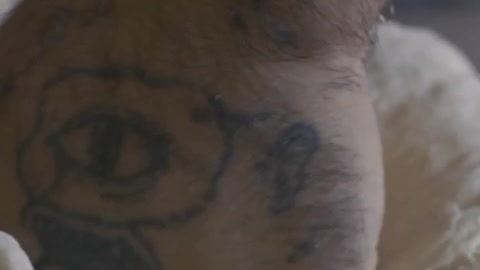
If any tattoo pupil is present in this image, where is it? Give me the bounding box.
[46,109,171,186]
[89,114,126,178]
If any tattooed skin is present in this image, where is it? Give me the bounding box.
[257,123,319,215]
[16,66,268,270]
[0,0,385,269]
[14,65,335,270]
[230,0,305,58]
[0,0,108,103]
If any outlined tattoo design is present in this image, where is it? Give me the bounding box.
[0,0,110,103]
[256,123,323,263]
[16,66,257,270]
[257,123,319,214]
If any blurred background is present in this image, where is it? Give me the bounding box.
[391,0,480,68]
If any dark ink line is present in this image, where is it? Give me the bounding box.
[16,85,50,200]
[17,66,250,228]
[129,228,163,270]
[5,0,109,89]
[257,123,319,214]
[287,224,341,264]
[203,95,236,201]
[232,0,301,54]
[25,199,206,229]
[15,65,271,270]
[88,115,125,178]
[30,211,160,270]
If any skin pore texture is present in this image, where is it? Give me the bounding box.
[0,0,385,270]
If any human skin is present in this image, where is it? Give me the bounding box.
[0,0,385,270]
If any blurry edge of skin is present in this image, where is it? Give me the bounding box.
[368,22,480,269]
[0,231,33,270]
[263,48,384,267]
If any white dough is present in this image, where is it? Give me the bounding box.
[368,22,480,270]
[0,232,33,270]
[0,0,20,24]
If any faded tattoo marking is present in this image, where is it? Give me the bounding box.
[17,66,259,270]
[5,0,110,84]
[287,224,329,264]
[231,0,300,55]
[31,211,161,270]
[257,123,318,214]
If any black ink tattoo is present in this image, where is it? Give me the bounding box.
[45,107,171,198]
[31,210,161,270]
[17,66,256,270]
[257,123,318,214]
[6,0,110,85]
[231,0,300,55]
[287,224,329,264]
[255,0,300,52]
